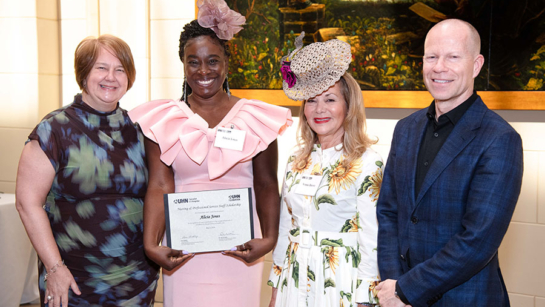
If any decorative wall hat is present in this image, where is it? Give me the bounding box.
[197,0,246,40]
[281,32,352,101]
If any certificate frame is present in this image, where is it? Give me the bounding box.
[164,188,254,253]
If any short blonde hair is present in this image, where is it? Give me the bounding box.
[74,34,136,92]
[293,72,376,169]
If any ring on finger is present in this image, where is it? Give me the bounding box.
[242,243,246,250]
[47,295,53,300]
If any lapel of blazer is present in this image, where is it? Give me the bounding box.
[402,110,428,210]
[414,97,487,207]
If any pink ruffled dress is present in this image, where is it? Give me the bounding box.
[129,98,292,306]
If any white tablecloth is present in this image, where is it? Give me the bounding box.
[0,193,39,307]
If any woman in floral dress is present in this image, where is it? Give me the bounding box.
[16,35,159,307]
[269,35,382,307]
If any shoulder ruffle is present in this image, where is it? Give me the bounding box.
[128,98,292,179]
[128,99,192,166]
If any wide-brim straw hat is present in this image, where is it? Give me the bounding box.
[283,37,351,101]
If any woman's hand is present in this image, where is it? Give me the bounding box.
[269,287,278,307]
[223,237,276,263]
[145,245,194,271]
[44,265,80,307]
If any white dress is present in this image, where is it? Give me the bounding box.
[269,144,383,307]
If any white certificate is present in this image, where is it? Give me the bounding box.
[164,188,254,253]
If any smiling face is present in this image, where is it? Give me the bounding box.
[82,47,128,112]
[183,35,229,100]
[304,81,347,148]
[423,20,484,112]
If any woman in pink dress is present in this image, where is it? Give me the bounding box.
[128,1,292,306]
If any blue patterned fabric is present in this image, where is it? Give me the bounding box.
[377,97,523,307]
[28,94,159,306]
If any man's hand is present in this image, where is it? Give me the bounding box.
[376,279,411,307]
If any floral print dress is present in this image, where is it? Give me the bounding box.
[269,144,383,307]
[28,94,159,306]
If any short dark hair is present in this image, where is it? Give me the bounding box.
[74,34,136,92]
[178,19,231,61]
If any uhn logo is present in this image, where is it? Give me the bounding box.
[174,198,188,204]
[229,194,240,201]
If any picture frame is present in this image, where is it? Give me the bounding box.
[196,1,545,110]
[230,89,545,110]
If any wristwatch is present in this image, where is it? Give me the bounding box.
[395,290,401,299]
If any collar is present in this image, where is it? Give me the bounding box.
[426,91,478,125]
[314,143,343,152]
[75,93,120,116]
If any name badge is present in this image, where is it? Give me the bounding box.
[295,175,322,195]
[214,127,246,151]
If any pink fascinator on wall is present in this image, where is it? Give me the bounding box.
[197,0,246,40]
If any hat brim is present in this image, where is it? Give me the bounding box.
[283,39,352,101]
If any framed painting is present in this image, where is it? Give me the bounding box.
[198,0,545,110]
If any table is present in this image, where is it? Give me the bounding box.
[0,193,39,306]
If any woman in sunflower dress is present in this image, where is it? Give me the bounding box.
[269,36,382,307]
[16,35,158,306]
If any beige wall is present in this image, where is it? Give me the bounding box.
[0,0,60,193]
[0,1,544,306]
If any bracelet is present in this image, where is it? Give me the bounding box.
[44,259,65,281]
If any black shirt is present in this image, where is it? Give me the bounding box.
[415,92,478,196]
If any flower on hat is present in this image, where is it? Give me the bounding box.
[281,32,305,89]
[281,61,297,88]
[197,0,246,41]
[282,37,352,101]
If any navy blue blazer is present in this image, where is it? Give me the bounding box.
[377,97,523,307]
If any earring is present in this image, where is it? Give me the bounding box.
[183,77,189,107]
[224,77,231,97]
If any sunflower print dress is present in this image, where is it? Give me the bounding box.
[269,144,383,307]
[28,94,159,306]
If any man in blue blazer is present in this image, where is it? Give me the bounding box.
[375,19,523,307]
